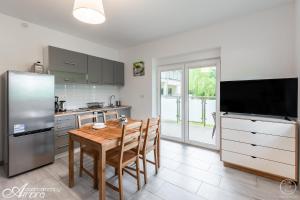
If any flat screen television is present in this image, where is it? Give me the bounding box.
[220,78,298,118]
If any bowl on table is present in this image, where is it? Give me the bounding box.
[93,123,106,129]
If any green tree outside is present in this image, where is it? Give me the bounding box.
[188,67,216,97]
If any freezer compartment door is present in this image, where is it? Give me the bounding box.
[8,129,54,177]
[8,71,55,135]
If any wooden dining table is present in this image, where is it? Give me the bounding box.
[68,119,160,200]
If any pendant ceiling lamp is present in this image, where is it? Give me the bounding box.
[73,0,106,24]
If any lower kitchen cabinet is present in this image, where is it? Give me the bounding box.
[117,107,131,117]
[54,114,78,155]
[54,107,131,155]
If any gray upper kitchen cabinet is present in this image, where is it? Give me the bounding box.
[51,71,87,84]
[48,46,88,74]
[114,62,124,86]
[87,56,103,84]
[102,59,115,85]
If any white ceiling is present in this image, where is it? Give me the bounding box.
[0,0,293,48]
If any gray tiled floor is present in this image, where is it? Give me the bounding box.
[0,140,299,200]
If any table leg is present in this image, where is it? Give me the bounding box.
[68,135,74,187]
[98,146,106,200]
[158,133,161,168]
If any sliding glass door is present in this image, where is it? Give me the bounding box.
[159,66,184,142]
[158,60,220,150]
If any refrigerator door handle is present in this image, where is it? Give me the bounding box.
[13,127,54,137]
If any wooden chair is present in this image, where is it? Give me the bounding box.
[77,113,99,189]
[103,110,119,122]
[106,121,143,200]
[140,117,160,185]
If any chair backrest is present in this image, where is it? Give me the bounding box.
[77,113,98,128]
[142,117,160,154]
[119,121,143,165]
[104,111,119,122]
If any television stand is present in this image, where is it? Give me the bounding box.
[220,113,297,182]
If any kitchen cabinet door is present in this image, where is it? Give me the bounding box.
[48,46,88,74]
[102,59,115,85]
[52,71,87,84]
[114,62,124,86]
[88,56,102,84]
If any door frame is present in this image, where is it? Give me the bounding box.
[157,58,221,150]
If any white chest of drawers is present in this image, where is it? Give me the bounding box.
[221,114,298,181]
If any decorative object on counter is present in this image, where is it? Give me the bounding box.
[73,0,106,24]
[119,115,128,125]
[116,100,121,107]
[133,61,145,76]
[31,61,47,74]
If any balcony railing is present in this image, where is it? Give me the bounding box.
[161,95,216,126]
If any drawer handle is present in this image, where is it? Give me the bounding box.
[64,78,70,81]
[56,134,67,138]
[251,132,256,134]
[64,61,76,66]
[251,120,256,122]
[251,144,257,146]
[251,156,257,159]
[57,144,69,149]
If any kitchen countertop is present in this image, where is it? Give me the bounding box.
[55,105,131,117]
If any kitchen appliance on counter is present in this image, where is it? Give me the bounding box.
[55,96,59,112]
[116,100,121,107]
[58,100,66,112]
[87,102,104,109]
[2,71,55,177]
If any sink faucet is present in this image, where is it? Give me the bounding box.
[109,95,115,107]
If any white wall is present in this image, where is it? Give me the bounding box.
[296,0,300,116]
[119,4,296,119]
[0,13,120,162]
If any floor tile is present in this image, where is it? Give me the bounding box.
[197,183,253,200]
[155,182,206,200]
[175,164,221,186]
[157,168,202,193]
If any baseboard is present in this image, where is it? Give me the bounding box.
[223,162,297,183]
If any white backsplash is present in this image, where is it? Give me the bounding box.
[55,84,120,109]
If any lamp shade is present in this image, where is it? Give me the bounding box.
[73,0,106,24]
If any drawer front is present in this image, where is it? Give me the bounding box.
[55,134,68,148]
[55,115,76,130]
[222,117,295,137]
[55,115,76,123]
[49,46,88,74]
[55,145,69,155]
[55,141,79,155]
[222,139,295,165]
[222,129,295,151]
[222,150,296,180]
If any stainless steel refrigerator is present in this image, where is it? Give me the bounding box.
[2,71,55,177]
